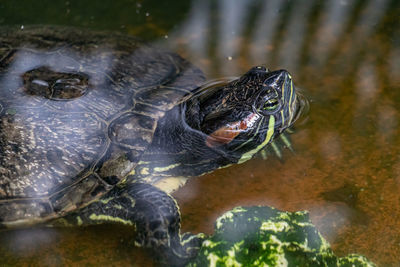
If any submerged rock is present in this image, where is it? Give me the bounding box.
[188,206,375,267]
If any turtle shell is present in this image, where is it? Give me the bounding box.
[0,26,205,226]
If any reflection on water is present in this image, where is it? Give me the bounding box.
[3,228,58,257]
[1,0,400,266]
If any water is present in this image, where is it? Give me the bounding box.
[0,0,399,266]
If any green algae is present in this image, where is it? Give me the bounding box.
[188,206,376,267]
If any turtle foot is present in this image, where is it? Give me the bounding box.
[159,232,205,267]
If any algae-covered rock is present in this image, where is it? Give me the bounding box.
[188,206,375,267]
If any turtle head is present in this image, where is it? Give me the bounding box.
[185,66,301,163]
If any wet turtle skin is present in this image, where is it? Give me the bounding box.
[0,26,301,265]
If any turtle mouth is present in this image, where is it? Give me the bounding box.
[287,90,309,127]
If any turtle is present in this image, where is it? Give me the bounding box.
[0,26,302,265]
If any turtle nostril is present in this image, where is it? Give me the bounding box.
[249,66,268,73]
[254,66,266,71]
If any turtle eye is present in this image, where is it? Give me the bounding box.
[263,98,279,111]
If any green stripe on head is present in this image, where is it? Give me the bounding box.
[238,115,275,164]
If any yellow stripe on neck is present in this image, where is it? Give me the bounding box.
[238,115,275,164]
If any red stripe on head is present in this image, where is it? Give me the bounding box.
[205,113,259,147]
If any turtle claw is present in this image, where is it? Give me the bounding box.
[160,232,205,267]
[181,232,206,257]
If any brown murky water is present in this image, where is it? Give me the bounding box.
[1,0,400,266]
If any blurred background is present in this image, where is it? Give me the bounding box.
[0,0,399,266]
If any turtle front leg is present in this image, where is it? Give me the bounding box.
[54,182,204,266]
